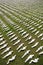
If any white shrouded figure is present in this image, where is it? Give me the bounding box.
[29,58,39,64]
[16,43,24,50]
[0,43,8,50]
[31,42,39,48]
[36,46,43,52]
[18,46,27,52]
[3,51,13,59]
[13,39,21,46]
[39,51,43,55]
[21,50,30,58]
[0,40,6,45]
[7,55,16,64]
[25,54,34,63]
[1,47,11,54]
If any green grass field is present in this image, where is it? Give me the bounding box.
[0,0,43,65]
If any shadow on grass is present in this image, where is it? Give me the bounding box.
[0,56,6,65]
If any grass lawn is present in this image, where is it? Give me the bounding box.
[0,0,43,65]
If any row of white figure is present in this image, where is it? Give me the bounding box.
[0,8,43,42]
[0,19,39,48]
[0,11,43,48]
[0,19,43,54]
[0,31,43,65]
[1,25,39,49]
[0,4,43,31]
[0,33,16,64]
[1,3,42,27]
[0,5,43,65]
[0,31,43,51]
